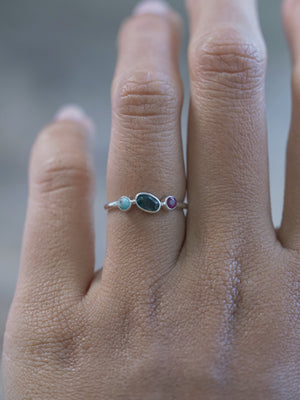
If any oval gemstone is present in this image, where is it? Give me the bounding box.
[166,196,177,210]
[136,193,161,213]
[117,196,131,211]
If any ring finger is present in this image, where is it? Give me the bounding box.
[98,1,186,298]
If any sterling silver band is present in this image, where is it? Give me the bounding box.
[104,192,188,214]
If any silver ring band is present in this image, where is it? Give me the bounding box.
[104,192,188,214]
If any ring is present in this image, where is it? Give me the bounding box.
[104,192,188,214]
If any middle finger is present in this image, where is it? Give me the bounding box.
[185,0,274,251]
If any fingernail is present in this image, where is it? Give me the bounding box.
[133,0,171,16]
[54,104,95,135]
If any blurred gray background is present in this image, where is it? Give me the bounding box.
[0,0,291,396]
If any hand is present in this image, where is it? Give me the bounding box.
[2,0,300,399]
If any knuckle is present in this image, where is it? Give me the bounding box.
[112,70,182,127]
[5,300,86,368]
[189,27,267,95]
[31,127,94,196]
[33,160,92,195]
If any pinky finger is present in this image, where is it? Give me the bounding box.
[17,105,96,301]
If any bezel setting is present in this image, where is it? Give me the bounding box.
[164,196,178,210]
[135,192,162,214]
[117,196,132,212]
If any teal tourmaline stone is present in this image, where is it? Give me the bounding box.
[117,196,131,211]
[136,193,161,213]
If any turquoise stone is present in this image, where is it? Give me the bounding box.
[117,196,131,211]
[136,193,161,213]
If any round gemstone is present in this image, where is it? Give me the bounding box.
[166,196,177,210]
[117,196,131,211]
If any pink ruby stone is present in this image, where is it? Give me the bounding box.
[166,196,177,209]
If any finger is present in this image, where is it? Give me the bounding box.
[278,0,300,251]
[17,105,96,301]
[101,1,185,291]
[185,0,274,248]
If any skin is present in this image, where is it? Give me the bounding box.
[2,0,300,398]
